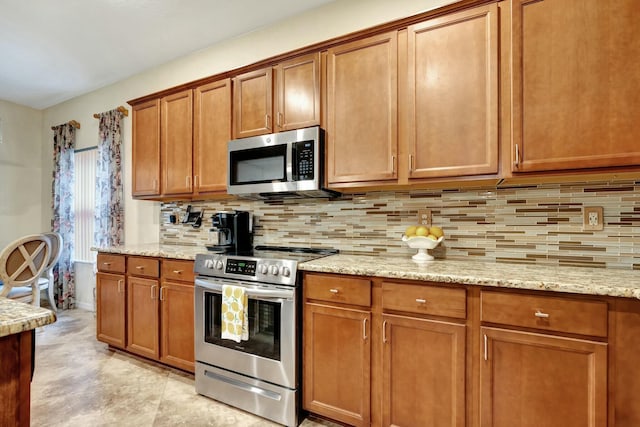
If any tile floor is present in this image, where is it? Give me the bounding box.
[30,309,339,427]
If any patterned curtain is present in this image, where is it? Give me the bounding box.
[94,109,124,248]
[51,123,76,309]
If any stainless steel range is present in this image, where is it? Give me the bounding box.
[194,246,336,427]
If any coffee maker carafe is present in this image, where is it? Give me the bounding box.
[207,211,252,253]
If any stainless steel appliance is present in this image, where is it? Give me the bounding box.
[207,211,252,253]
[194,246,337,427]
[227,126,339,199]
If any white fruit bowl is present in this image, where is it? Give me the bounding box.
[402,235,444,263]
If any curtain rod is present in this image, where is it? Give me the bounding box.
[51,120,80,130]
[93,105,129,119]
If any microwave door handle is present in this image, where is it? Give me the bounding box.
[287,142,295,182]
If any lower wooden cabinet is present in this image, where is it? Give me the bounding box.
[96,272,126,348]
[480,327,607,427]
[160,280,195,372]
[382,314,466,427]
[127,276,160,359]
[96,253,195,373]
[303,303,371,427]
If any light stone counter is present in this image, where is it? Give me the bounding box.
[93,243,203,260]
[299,254,640,300]
[93,245,640,300]
[0,297,56,338]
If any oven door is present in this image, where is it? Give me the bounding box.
[194,277,297,389]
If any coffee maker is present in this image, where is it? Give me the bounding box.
[207,211,252,253]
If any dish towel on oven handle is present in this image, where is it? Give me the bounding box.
[221,284,249,342]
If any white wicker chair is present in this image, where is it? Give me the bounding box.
[0,234,52,307]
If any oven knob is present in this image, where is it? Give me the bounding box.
[214,260,224,270]
[269,265,279,276]
[259,264,268,275]
[204,259,214,269]
[280,266,291,277]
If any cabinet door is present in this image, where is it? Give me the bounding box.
[96,272,126,348]
[233,68,273,138]
[303,303,371,427]
[326,31,398,184]
[511,0,640,172]
[161,90,193,195]
[127,276,160,359]
[480,327,607,427]
[132,99,160,197]
[382,314,466,427]
[193,79,232,195]
[275,52,321,131]
[407,4,498,179]
[160,281,195,373]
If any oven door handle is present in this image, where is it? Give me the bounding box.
[195,279,294,301]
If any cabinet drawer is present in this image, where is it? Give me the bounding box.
[127,257,160,278]
[382,282,466,319]
[97,253,125,273]
[305,274,371,307]
[162,259,195,283]
[480,290,608,337]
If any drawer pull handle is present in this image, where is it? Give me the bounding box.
[172,270,183,274]
[534,310,550,319]
[117,279,124,293]
[416,298,426,304]
[160,286,165,301]
[329,288,339,294]
[484,334,488,361]
[102,262,112,266]
[135,266,144,270]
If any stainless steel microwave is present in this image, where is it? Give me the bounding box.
[227,126,339,199]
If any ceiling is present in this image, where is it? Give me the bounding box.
[0,0,335,110]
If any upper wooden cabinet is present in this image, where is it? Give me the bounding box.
[275,53,321,131]
[161,90,193,196]
[326,32,398,185]
[233,52,320,138]
[406,3,498,179]
[194,79,232,195]
[510,0,640,173]
[233,68,273,138]
[132,99,160,197]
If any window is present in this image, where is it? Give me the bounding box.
[74,148,97,262]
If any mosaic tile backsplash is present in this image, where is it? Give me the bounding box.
[160,181,640,270]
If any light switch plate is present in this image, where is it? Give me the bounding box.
[583,206,604,231]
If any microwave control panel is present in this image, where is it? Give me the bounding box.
[294,140,314,181]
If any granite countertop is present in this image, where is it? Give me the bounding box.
[0,298,57,338]
[299,254,640,300]
[93,243,202,260]
[94,244,640,300]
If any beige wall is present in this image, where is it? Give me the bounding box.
[40,0,451,246]
[0,99,43,249]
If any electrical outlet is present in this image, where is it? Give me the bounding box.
[583,206,604,231]
[417,209,432,227]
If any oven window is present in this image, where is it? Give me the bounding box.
[230,144,287,185]
[204,292,281,361]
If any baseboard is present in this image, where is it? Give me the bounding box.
[75,301,95,311]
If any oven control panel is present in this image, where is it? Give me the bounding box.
[196,254,298,286]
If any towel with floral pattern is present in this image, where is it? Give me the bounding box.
[221,284,248,342]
